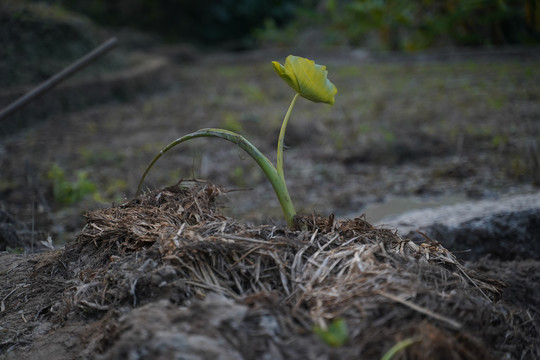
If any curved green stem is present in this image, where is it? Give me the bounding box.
[136,128,297,228]
[277,93,300,182]
[381,337,419,360]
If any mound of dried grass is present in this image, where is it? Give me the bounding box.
[48,181,536,359]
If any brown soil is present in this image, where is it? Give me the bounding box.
[1,46,540,358]
[1,182,538,359]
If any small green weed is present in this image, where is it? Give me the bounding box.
[314,318,419,359]
[46,163,97,205]
[313,318,348,347]
[381,338,419,360]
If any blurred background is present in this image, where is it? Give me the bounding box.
[62,0,539,49]
[2,0,540,88]
[1,0,539,251]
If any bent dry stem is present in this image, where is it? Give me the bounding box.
[136,128,297,228]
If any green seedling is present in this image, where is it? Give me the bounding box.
[47,163,97,205]
[137,55,337,228]
[313,318,348,347]
[381,337,419,360]
[314,319,418,358]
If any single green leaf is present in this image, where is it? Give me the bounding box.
[272,55,337,105]
[313,318,348,347]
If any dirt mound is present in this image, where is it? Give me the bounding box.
[1,182,538,359]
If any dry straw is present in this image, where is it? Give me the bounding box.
[69,183,498,314]
[47,181,519,358]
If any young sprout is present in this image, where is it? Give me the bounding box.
[381,337,419,360]
[313,317,348,347]
[137,55,337,229]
